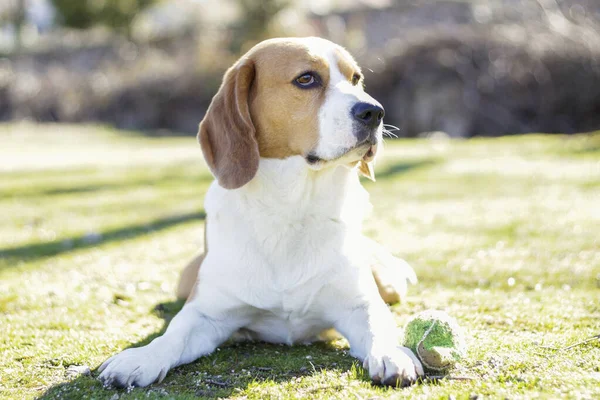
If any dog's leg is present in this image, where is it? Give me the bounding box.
[329,267,423,387]
[334,299,423,386]
[98,298,245,388]
[365,237,417,305]
[176,252,205,300]
[176,223,208,300]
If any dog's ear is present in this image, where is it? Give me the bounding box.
[198,58,258,189]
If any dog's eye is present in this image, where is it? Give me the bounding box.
[296,74,314,85]
[294,73,318,88]
[352,73,361,86]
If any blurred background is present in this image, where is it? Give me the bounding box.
[1,5,599,398]
[1,0,600,137]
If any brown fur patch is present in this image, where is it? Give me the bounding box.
[182,252,204,303]
[198,60,259,189]
[248,39,333,159]
[177,222,208,302]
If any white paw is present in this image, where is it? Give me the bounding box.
[363,346,424,387]
[98,346,171,388]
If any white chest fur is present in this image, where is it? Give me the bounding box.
[200,156,373,343]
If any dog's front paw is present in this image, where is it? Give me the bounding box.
[98,346,170,388]
[363,346,424,387]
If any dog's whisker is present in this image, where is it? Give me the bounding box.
[383,129,398,139]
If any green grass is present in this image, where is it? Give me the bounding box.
[1,123,599,399]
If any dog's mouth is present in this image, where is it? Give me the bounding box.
[362,144,377,162]
[306,143,378,166]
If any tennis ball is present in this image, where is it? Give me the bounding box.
[402,310,466,372]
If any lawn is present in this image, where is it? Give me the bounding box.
[1,123,599,399]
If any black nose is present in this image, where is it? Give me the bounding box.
[351,102,385,129]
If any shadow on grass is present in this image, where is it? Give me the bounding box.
[374,159,439,181]
[0,210,206,267]
[38,300,364,400]
[5,169,214,198]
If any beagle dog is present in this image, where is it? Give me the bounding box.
[99,37,423,388]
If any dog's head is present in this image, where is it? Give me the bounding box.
[199,37,384,189]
